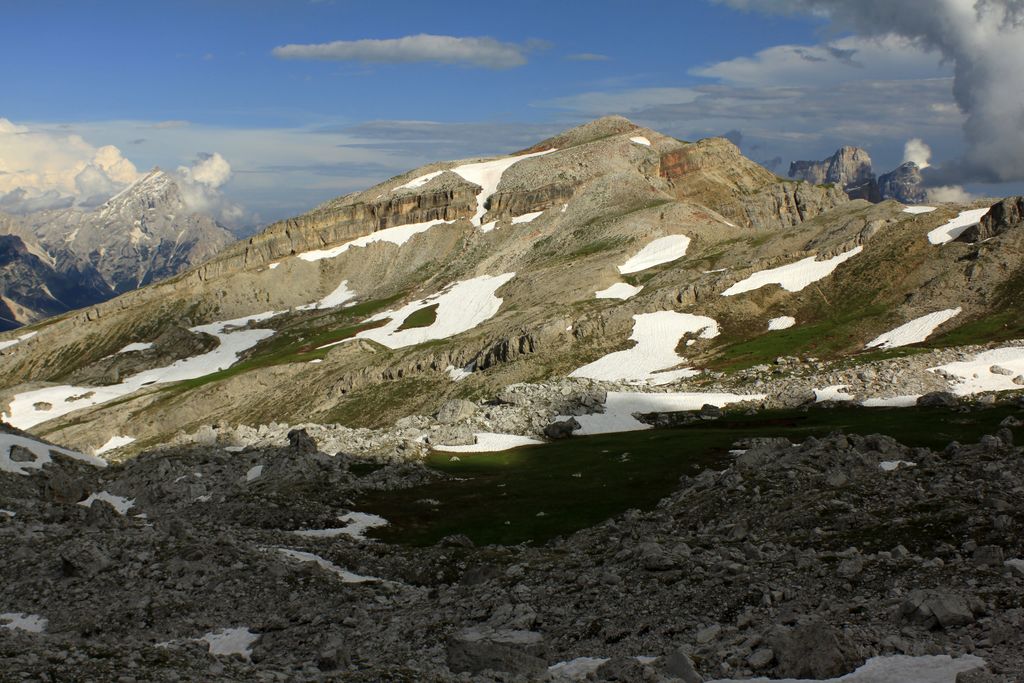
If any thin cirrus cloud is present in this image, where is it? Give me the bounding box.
[272,33,533,68]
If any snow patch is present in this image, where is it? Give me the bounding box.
[1,433,106,476]
[278,548,382,583]
[446,363,474,381]
[548,657,610,679]
[903,205,937,214]
[927,208,989,245]
[95,435,135,455]
[880,460,917,471]
[0,331,37,352]
[117,342,153,353]
[268,262,280,269]
[768,316,796,330]
[296,280,357,311]
[722,247,863,296]
[629,136,652,147]
[3,312,279,430]
[356,273,515,349]
[78,491,135,515]
[245,465,263,482]
[570,312,718,385]
[449,150,555,226]
[1,612,47,633]
[433,433,543,452]
[930,346,1024,395]
[866,308,961,350]
[0,509,14,517]
[566,391,765,435]
[617,235,691,274]
[814,385,855,403]
[294,511,389,540]
[511,211,543,224]
[395,169,444,191]
[298,219,453,262]
[862,395,921,408]
[202,627,259,661]
[595,282,643,300]
[708,654,984,683]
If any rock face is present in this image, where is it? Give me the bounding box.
[956,196,1024,243]
[789,146,880,201]
[878,161,926,204]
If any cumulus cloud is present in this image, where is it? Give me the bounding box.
[715,0,1024,185]
[173,152,244,225]
[0,117,140,213]
[903,138,932,169]
[272,34,532,68]
[927,185,975,203]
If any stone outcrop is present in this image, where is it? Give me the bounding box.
[878,161,926,204]
[789,146,879,201]
[956,196,1024,243]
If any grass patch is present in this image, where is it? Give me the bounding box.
[359,404,1022,547]
[396,304,438,331]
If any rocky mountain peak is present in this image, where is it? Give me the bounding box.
[98,167,183,221]
[878,161,926,204]
[789,146,878,201]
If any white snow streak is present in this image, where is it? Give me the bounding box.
[296,280,357,311]
[94,435,135,455]
[814,385,855,403]
[433,433,543,452]
[629,136,652,147]
[395,169,444,191]
[927,208,988,245]
[565,391,765,435]
[3,312,279,430]
[595,282,643,300]
[880,460,917,471]
[1,613,47,633]
[78,491,135,515]
[767,316,796,330]
[202,627,259,661]
[117,342,153,353]
[356,273,515,349]
[0,433,106,476]
[862,395,921,408]
[297,219,453,262]
[708,654,984,683]
[278,548,381,583]
[511,211,543,224]
[449,150,555,227]
[865,308,961,350]
[294,511,388,541]
[722,247,863,296]
[570,312,718,385]
[548,657,610,679]
[0,331,37,352]
[903,206,937,214]
[617,235,691,274]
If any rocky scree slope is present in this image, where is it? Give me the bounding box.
[0,116,1020,453]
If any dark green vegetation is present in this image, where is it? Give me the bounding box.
[396,304,438,331]
[359,404,1023,547]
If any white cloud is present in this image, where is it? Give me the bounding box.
[272,34,531,68]
[927,185,974,203]
[174,152,243,225]
[0,117,140,213]
[903,138,932,168]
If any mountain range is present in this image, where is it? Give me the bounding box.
[0,169,234,330]
[788,145,926,204]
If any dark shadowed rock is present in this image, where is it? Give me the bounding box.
[917,392,959,408]
[544,418,581,440]
[900,590,975,630]
[287,428,318,454]
[770,621,863,678]
[956,196,1023,243]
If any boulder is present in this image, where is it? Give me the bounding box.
[436,399,476,425]
[665,650,703,682]
[446,628,546,676]
[917,392,958,408]
[956,196,1023,243]
[770,622,862,678]
[899,590,975,630]
[544,418,581,440]
[287,428,318,454]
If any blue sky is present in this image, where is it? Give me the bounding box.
[2,0,1017,227]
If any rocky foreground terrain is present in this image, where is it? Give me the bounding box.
[2,390,1023,682]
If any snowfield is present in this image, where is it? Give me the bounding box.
[927,208,989,245]
[94,435,135,455]
[3,312,279,430]
[595,282,643,300]
[722,247,863,296]
[931,346,1024,395]
[297,219,453,262]
[296,279,357,311]
[570,312,719,385]
[78,491,135,515]
[449,150,555,226]
[355,273,515,349]
[903,206,937,214]
[617,235,691,274]
[201,628,259,661]
[0,331,37,351]
[1,432,106,475]
[865,308,961,350]
[433,433,543,452]
[767,316,796,330]
[709,654,983,683]
[565,390,765,435]
[278,549,382,583]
